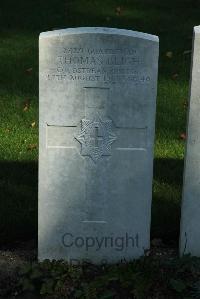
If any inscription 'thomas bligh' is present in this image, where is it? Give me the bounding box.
[47,47,149,84]
[57,55,140,65]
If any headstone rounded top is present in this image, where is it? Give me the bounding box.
[40,27,158,42]
[39,24,159,263]
[194,25,200,34]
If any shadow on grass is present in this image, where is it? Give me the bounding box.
[0,160,38,246]
[152,157,184,245]
[0,158,184,246]
[154,157,184,186]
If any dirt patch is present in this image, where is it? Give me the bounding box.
[0,240,37,298]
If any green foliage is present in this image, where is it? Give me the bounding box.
[169,279,186,293]
[15,255,200,298]
[18,260,83,298]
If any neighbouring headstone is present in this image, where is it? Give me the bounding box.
[180,26,200,256]
[39,27,159,263]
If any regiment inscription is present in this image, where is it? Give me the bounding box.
[46,45,151,84]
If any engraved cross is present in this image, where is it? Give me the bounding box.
[46,87,147,163]
[46,86,148,223]
[94,126,103,147]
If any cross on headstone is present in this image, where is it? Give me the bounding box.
[39,27,158,263]
[46,87,147,223]
[94,126,103,147]
[46,87,147,159]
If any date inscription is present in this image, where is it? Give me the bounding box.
[46,46,151,84]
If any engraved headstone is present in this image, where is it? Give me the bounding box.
[180,26,200,256]
[39,27,159,263]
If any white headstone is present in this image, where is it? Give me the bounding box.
[39,27,159,263]
[180,26,200,256]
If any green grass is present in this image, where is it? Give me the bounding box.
[0,0,199,244]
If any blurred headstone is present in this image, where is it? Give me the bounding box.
[180,25,200,256]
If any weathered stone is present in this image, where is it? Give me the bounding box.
[39,27,159,263]
[180,26,200,256]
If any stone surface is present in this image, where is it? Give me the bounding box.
[180,26,200,256]
[39,27,159,263]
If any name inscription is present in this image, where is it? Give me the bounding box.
[46,46,151,84]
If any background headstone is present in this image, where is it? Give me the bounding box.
[39,27,159,263]
[180,26,200,256]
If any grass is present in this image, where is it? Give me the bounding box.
[0,0,199,245]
